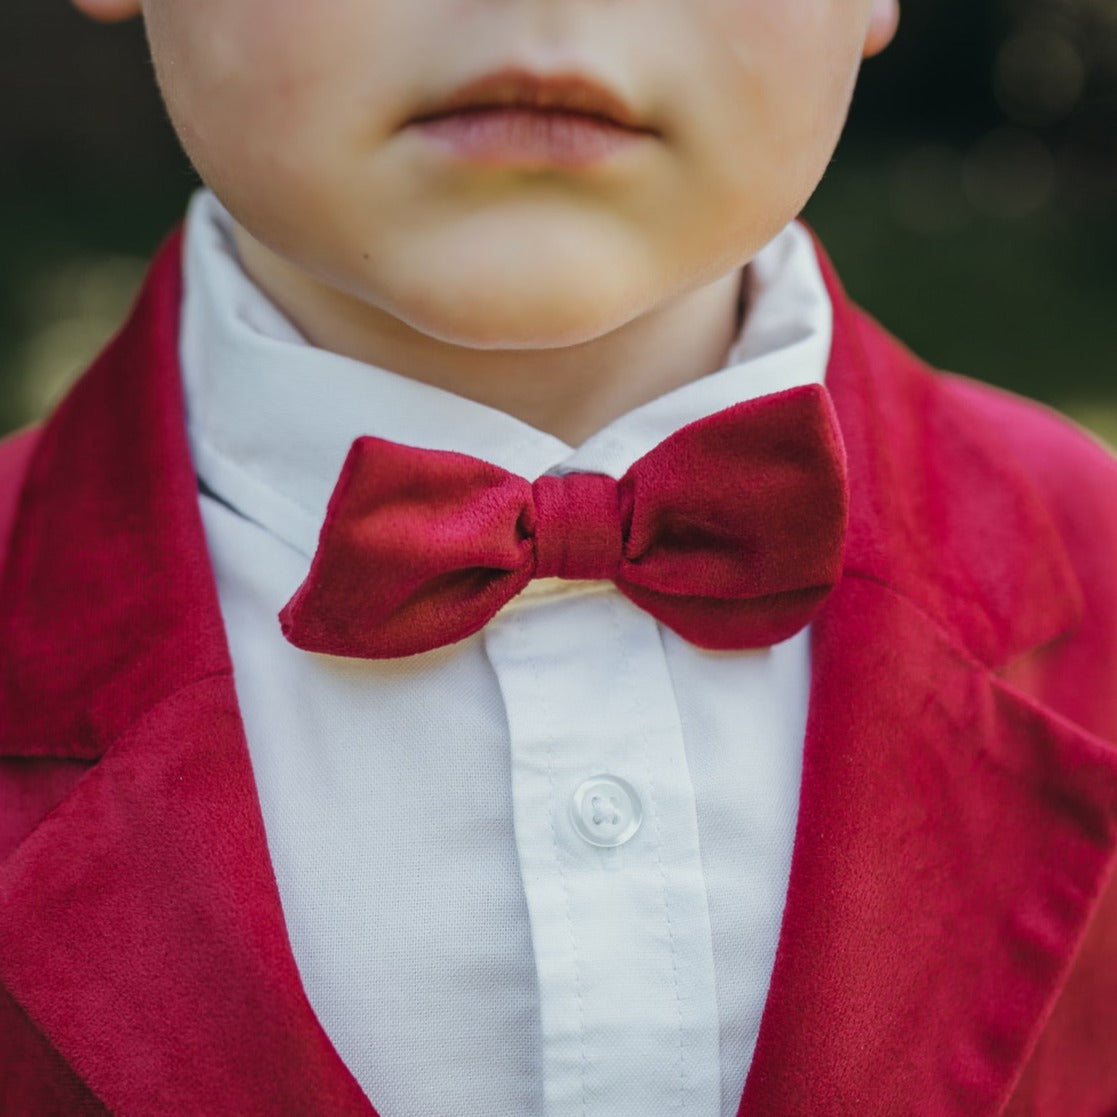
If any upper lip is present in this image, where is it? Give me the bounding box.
[408,68,655,133]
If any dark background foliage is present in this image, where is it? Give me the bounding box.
[1,0,1114,440]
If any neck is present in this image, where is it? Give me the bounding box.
[232,224,745,447]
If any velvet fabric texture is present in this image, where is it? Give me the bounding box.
[279,386,849,658]
[2,230,1117,1116]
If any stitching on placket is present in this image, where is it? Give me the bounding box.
[612,600,690,1112]
[530,609,589,1117]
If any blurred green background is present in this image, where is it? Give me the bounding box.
[1,0,1114,442]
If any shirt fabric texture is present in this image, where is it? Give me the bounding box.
[179,188,833,1117]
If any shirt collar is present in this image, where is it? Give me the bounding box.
[180,188,832,559]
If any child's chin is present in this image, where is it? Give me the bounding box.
[400,294,639,351]
[383,264,643,350]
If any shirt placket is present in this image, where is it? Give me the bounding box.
[484,586,722,1117]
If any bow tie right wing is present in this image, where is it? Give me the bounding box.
[617,384,849,649]
[280,437,534,658]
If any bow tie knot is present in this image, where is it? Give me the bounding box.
[280,384,849,659]
[530,473,624,581]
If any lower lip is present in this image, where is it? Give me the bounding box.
[411,107,650,168]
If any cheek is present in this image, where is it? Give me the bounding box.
[145,0,368,194]
[716,0,869,52]
[713,0,866,103]
[653,0,868,258]
[703,0,867,167]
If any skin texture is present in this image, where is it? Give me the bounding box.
[73,0,898,444]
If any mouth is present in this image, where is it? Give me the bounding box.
[409,68,656,133]
[405,68,658,169]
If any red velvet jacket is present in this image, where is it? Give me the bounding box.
[2,232,1117,1117]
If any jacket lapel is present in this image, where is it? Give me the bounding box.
[0,234,375,1115]
[737,255,1117,1116]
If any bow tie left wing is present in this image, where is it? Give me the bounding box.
[280,437,534,658]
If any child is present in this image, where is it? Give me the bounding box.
[2,0,1116,1114]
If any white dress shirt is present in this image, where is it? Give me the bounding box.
[179,188,833,1117]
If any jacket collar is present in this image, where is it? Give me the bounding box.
[1,231,1115,1116]
[0,231,227,761]
[816,238,1083,668]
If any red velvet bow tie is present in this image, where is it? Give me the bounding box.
[280,384,849,659]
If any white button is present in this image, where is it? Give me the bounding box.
[570,775,643,848]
